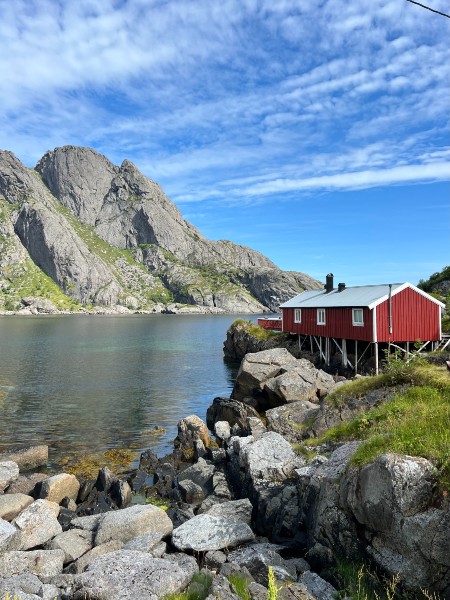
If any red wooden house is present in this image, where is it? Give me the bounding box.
[278,274,445,373]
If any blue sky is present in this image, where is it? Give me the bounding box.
[1,0,449,286]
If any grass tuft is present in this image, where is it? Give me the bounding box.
[310,363,450,490]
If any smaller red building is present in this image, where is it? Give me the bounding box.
[279,274,445,373]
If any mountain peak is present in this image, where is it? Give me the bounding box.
[0,146,321,313]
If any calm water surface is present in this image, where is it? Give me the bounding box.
[0,314,253,469]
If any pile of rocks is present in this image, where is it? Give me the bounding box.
[0,433,334,600]
[1,349,449,598]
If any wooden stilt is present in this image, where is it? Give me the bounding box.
[342,339,347,368]
[355,340,358,375]
[319,337,323,365]
[375,342,379,375]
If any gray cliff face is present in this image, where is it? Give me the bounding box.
[0,146,321,312]
[35,146,118,226]
[0,151,124,306]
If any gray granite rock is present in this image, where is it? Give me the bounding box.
[123,534,167,557]
[177,457,215,491]
[13,499,62,550]
[39,473,80,504]
[0,493,34,521]
[301,571,338,600]
[5,472,47,496]
[46,528,94,564]
[94,503,173,546]
[70,513,104,532]
[0,461,20,492]
[179,479,205,504]
[227,543,296,585]
[205,498,253,525]
[0,549,65,578]
[0,518,20,552]
[239,432,300,482]
[232,349,298,406]
[73,550,197,600]
[214,421,231,442]
[206,573,242,600]
[65,540,123,574]
[172,514,255,552]
[265,401,321,443]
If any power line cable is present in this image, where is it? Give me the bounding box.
[405,0,450,18]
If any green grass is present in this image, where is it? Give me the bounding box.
[332,558,443,599]
[229,319,281,341]
[0,258,80,311]
[227,573,251,600]
[309,363,450,490]
[164,572,212,600]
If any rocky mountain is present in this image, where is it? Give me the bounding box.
[0,146,321,313]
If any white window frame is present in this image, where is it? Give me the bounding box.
[352,308,364,326]
[317,308,326,325]
[294,308,301,323]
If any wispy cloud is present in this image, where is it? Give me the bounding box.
[1,0,449,282]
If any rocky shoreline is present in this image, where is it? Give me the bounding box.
[0,298,243,317]
[1,349,449,599]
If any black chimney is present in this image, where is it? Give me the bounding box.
[325,273,334,293]
[338,282,346,292]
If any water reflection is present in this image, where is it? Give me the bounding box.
[0,314,248,469]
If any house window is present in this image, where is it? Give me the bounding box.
[294,309,301,323]
[317,308,326,325]
[353,308,364,326]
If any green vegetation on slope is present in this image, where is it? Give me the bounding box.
[418,265,450,293]
[0,258,81,311]
[230,319,281,341]
[44,198,172,307]
[310,361,450,490]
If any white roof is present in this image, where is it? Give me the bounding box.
[280,282,445,309]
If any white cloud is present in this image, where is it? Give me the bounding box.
[241,163,450,197]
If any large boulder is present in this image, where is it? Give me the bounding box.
[65,540,123,574]
[346,453,435,530]
[73,550,197,600]
[264,361,335,406]
[12,499,62,550]
[171,514,255,552]
[238,432,300,483]
[0,572,43,600]
[232,350,337,411]
[177,458,215,496]
[205,499,253,525]
[344,453,449,594]
[265,401,322,443]
[232,349,298,406]
[0,549,64,578]
[94,503,173,546]
[0,494,34,521]
[38,473,80,504]
[46,528,94,564]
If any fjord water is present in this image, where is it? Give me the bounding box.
[0,314,248,469]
